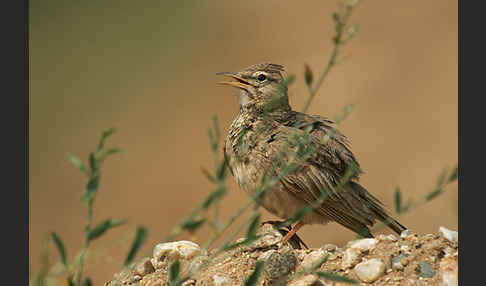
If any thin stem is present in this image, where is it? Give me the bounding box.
[302,3,357,113]
[76,198,94,285]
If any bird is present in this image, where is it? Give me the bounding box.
[217,62,406,246]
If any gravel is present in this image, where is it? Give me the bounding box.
[353,258,386,283]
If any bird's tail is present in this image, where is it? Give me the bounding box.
[350,182,407,235]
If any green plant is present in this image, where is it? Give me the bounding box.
[31,128,148,286]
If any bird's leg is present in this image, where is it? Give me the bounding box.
[280,221,305,245]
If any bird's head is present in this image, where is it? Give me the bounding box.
[217,63,290,113]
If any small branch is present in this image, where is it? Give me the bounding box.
[302,0,359,113]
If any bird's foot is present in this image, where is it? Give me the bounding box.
[260,220,309,249]
[280,221,307,248]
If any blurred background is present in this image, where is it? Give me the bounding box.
[30,0,457,284]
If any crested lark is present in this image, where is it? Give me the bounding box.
[218,63,406,245]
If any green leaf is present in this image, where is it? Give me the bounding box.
[394,187,402,214]
[180,217,206,233]
[246,213,261,240]
[436,168,448,186]
[244,260,264,286]
[448,165,458,182]
[169,260,181,286]
[87,219,126,242]
[97,148,122,162]
[402,199,413,213]
[212,115,220,143]
[67,153,89,176]
[89,152,97,174]
[208,128,217,152]
[304,63,313,86]
[202,187,227,210]
[81,175,100,201]
[124,226,149,266]
[332,12,340,23]
[51,232,67,266]
[425,187,442,202]
[200,167,216,183]
[98,127,117,151]
[216,157,228,181]
[316,271,358,284]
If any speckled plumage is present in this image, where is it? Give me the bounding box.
[219,63,406,240]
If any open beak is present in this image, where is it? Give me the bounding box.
[216,72,251,89]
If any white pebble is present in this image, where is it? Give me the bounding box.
[353,258,385,283]
[439,226,458,244]
[287,274,318,286]
[349,238,378,252]
[400,229,413,238]
[153,240,200,262]
[400,245,411,254]
[300,249,326,270]
[341,247,361,269]
[212,275,231,286]
[440,258,458,286]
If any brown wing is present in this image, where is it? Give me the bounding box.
[271,112,404,236]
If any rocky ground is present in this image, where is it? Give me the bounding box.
[105,225,458,286]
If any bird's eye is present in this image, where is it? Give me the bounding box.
[257,74,267,81]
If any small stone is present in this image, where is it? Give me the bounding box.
[425,239,442,251]
[327,252,339,261]
[423,234,436,240]
[400,245,411,254]
[129,275,142,283]
[300,249,327,270]
[443,246,455,257]
[407,279,419,286]
[287,274,319,286]
[153,241,200,263]
[212,275,231,286]
[400,229,413,238]
[348,238,378,252]
[135,258,155,276]
[391,255,405,271]
[353,258,385,283]
[401,257,409,266]
[150,257,163,270]
[318,278,334,286]
[181,279,196,286]
[440,257,458,286]
[244,224,283,250]
[439,227,458,244]
[341,248,361,269]
[322,244,338,252]
[417,261,435,278]
[262,249,297,282]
